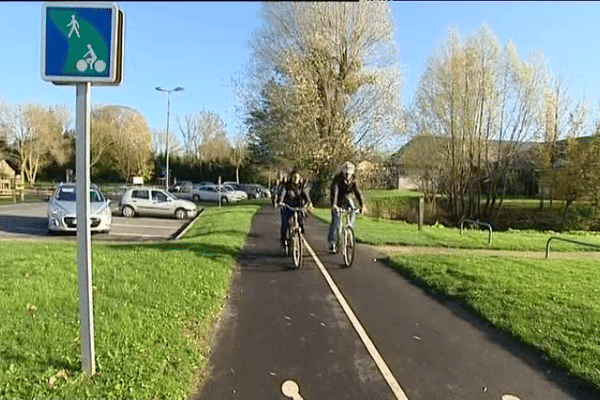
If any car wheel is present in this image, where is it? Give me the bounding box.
[122,205,135,218]
[221,196,229,204]
[192,194,200,202]
[175,208,187,220]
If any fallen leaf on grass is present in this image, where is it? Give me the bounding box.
[48,369,69,389]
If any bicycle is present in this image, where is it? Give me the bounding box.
[281,203,307,269]
[335,207,358,268]
[76,44,106,73]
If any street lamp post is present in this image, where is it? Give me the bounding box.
[156,86,184,190]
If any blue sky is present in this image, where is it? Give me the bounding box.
[2,2,600,148]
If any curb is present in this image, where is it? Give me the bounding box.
[172,207,205,240]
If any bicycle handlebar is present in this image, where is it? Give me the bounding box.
[336,207,359,215]
[281,203,308,212]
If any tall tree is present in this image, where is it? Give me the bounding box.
[109,106,154,182]
[177,110,231,165]
[230,135,248,183]
[237,1,402,200]
[411,24,548,222]
[151,128,182,158]
[537,77,581,208]
[0,102,71,185]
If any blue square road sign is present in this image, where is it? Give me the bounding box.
[41,2,124,84]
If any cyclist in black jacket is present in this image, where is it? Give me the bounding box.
[328,161,367,253]
[277,171,313,248]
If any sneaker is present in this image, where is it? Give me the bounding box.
[329,243,337,254]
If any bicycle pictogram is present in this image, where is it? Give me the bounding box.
[76,44,106,73]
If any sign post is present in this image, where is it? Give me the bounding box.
[75,82,94,375]
[41,2,124,377]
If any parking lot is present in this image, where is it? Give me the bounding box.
[0,202,195,242]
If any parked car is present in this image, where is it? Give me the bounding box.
[171,180,193,193]
[47,183,112,233]
[222,184,248,200]
[223,181,255,199]
[119,186,197,219]
[195,181,214,187]
[190,184,240,203]
[244,183,271,199]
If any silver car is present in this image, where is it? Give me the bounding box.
[48,183,112,233]
[119,186,197,219]
[190,184,240,203]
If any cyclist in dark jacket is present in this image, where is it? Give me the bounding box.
[328,161,367,253]
[277,171,313,247]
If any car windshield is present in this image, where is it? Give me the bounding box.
[163,190,177,200]
[152,190,174,201]
[56,187,104,202]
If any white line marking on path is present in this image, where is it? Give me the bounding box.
[303,239,410,400]
[281,379,305,400]
[502,395,522,400]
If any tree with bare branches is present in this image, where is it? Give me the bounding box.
[90,105,154,182]
[237,1,402,200]
[410,24,548,222]
[0,102,71,185]
[177,110,231,166]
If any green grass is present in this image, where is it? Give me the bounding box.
[363,189,422,199]
[0,204,259,398]
[385,254,600,388]
[4,195,600,396]
[311,207,600,252]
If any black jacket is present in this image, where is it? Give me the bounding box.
[330,172,364,209]
[278,179,311,208]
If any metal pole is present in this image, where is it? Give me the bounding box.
[165,92,170,191]
[218,176,222,208]
[157,87,183,189]
[418,197,424,230]
[76,82,95,376]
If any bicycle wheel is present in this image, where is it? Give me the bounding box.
[342,226,355,267]
[291,230,302,269]
[76,59,88,72]
[284,226,292,256]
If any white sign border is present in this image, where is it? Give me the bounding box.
[41,2,120,83]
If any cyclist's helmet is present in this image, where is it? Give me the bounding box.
[341,161,355,178]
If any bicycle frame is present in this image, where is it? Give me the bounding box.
[282,204,307,269]
[336,207,357,267]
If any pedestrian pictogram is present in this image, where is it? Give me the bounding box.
[67,14,80,38]
[41,2,124,84]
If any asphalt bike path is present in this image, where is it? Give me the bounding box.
[194,205,598,400]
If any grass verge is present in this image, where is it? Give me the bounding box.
[0,204,259,398]
[311,207,600,252]
[385,254,600,389]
